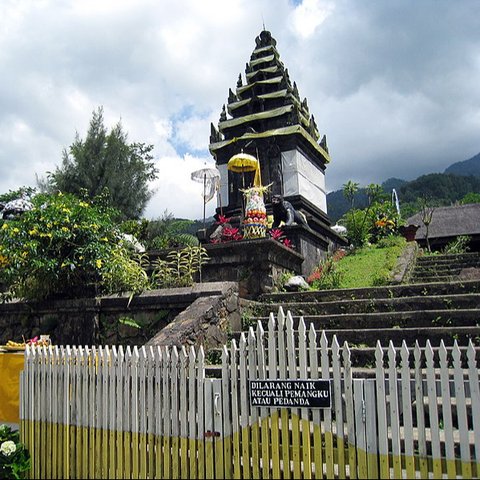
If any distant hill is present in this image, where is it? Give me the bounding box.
[444,152,480,177]
[382,177,407,192]
[326,152,480,222]
[398,173,480,204]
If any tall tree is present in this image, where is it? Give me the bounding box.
[46,107,158,219]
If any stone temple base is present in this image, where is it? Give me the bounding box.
[280,223,348,277]
[201,238,304,299]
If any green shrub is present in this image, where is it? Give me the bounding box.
[443,235,470,254]
[0,424,30,479]
[342,209,372,247]
[0,191,149,301]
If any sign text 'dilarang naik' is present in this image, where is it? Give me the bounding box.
[249,379,331,408]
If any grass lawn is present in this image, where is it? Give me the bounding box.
[335,236,407,288]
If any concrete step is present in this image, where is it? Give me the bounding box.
[232,323,480,348]
[413,265,476,275]
[409,275,457,283]
[259,279,480,304]
[415,260,480,270]
[416,253,480,265]
[249,308,480,331]
[241,252,480,367]
[309,325,480,348]
[252,294,480,317]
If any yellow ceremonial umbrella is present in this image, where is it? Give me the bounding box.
[227,152,262,188]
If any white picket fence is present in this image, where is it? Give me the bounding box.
[20,307,480,479]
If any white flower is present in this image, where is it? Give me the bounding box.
[0,440,16,456]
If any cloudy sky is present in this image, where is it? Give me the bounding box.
[1,0,479,220]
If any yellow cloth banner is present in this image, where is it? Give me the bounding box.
[0,353,24,424]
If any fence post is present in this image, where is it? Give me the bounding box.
[353,379,367,478]
[363,379,379,479]
[204,378,223,479]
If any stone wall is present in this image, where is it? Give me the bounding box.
[145,283,252,351]
[202,238,304,298]
[0,282,241,349]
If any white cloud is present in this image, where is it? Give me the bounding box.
[0,0,479,220]
[291,0,335,38]
[145,153,217,219]
[174,113,215,152]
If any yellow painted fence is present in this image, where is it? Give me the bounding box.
[20,307,480,479]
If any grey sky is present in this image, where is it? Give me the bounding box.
[1,0,479,219]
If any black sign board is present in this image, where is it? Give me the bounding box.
[249,379,331,408]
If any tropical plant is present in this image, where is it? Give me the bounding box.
[42,107,158,220]
[307,250,346,290]
[342,180,359,209]
[150,245,209,289]
[0,191,149,301]
[443,235,471,254]
[143,211,199,249]
[0,424,30,479]
[341,181,401,247]
[268,228,294,249]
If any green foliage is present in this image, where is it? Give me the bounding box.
[342,180,359,207]
[342,209,372,247]
[205,349,223,365]
[143,211,199,249]
[43,107,158,220]
[376,235,406,249]
[460,192,480,205]
[0,424,30,479]
[329,170,480,222]
[118,316,142,329]
[150,245,209,289]
[0,191,149,301]
[340,181,402,247]
[120,218,150,240]
[443,235,471,254]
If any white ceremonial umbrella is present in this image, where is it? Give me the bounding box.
[191,166,221,229]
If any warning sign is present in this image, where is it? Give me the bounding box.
[249,379,331,408]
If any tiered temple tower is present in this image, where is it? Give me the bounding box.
[208,30,346,273]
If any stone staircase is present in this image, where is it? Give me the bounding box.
[409,252,480,283]
[234,252,480,367]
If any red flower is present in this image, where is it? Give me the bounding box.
[332,249,347,262]
[222,227,243,241]
[269,228,284,240]
[217,215,231,225]
[307,269,322,284]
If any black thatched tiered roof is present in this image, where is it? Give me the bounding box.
[209,30,329,167]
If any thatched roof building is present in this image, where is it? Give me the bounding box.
[406,203,480,251]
